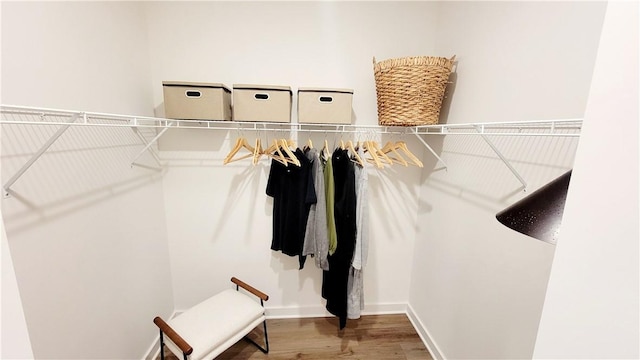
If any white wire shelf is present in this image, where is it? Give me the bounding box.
[414,119,582,137]
[0,104,583,195]
[0,104,581,136]
[0,105,410,135]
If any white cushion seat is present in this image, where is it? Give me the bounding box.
[154,278,269,360]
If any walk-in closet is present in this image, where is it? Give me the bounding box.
[1,2,637,360]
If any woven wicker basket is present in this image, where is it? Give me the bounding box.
[373,55,455,126]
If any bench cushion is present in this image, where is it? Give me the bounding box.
[164,289,266,360]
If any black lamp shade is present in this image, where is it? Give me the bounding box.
[496,170,572,244]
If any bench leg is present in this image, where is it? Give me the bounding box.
[245,319,269,354]
[158,330,165,360]
[159,329,188,360]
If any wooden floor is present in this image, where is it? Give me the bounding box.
[158,314,432,360]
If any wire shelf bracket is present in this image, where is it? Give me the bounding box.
[130,120,174,168]
[475,125,528,190]
[3,113,80,198]
[411,128,448,169]
[131,126,163,168]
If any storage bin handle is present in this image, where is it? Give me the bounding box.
[254,93,269,100]
[185,90,202,98]
[318,96,333,103]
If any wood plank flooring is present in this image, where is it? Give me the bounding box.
[158,314,432,360]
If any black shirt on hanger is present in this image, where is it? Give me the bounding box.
[266,148,317,268]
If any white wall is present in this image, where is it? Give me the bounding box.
[0,1,153,114]
[534,1,639,358]
[0,3,34,359]
[143,1,440,313]
[410,2,607,359]
[1,219,34,359]
[1,2,174,359]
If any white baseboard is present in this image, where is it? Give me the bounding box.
[406,304,445,360]
[361,302,408,316]
[265,302,407,319]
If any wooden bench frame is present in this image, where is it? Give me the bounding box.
[153,277,269,360]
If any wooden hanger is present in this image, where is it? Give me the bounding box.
[252,137,263,165]
[396,141,423,167]
[346,140,364,167]
[279,138,301,167]
[371,141,393,165]
[224,137,243,163]
[321,139,331,161]
[223,136,255,165]
[381,141,408,167]
[265,138,288,166]
[363,140,384,169]
[304,137,313,151]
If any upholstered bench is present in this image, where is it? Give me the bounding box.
[153,277,269,360]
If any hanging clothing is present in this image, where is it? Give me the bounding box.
[348,146,369,319]
[352,146,369,270]
[323,148,356,329]
[323,153,338,255]
[266,148,316,268]
[301,148,329,271]
[347,267,364,319]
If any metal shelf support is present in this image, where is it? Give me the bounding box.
[3,113,80,197]
[475,125,528,190]
[130,120,174,166]
[411,128,448,169]
[131,126,163,167]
